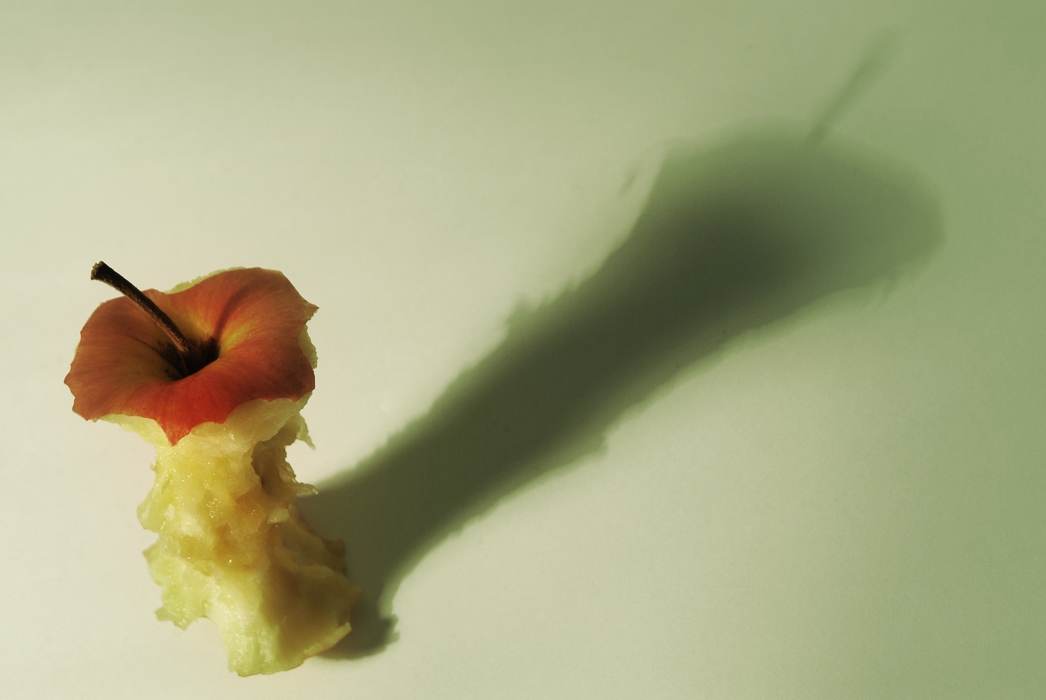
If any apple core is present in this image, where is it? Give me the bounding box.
[66,264,360,675]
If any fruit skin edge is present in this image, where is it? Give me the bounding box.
[65,267,320,446]
[107,395,361,676]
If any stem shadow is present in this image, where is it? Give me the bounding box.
[299,124,943,657]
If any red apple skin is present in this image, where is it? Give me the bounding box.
[65,268,318,445]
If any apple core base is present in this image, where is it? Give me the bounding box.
[110,396,360,676]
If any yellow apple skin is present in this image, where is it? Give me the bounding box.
[109,392,360,676]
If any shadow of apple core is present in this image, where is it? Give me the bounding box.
[298,124,944,658]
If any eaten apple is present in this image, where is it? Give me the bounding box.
[66,262,360,676]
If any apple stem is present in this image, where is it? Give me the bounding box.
[91,261,194,375]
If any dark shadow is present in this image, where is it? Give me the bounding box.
[299,124,943,657]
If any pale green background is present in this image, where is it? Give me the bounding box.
[1,1,1043,698]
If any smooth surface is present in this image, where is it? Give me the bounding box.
[2,2,1044,698]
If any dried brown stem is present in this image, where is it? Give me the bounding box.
[91,261,194,376]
